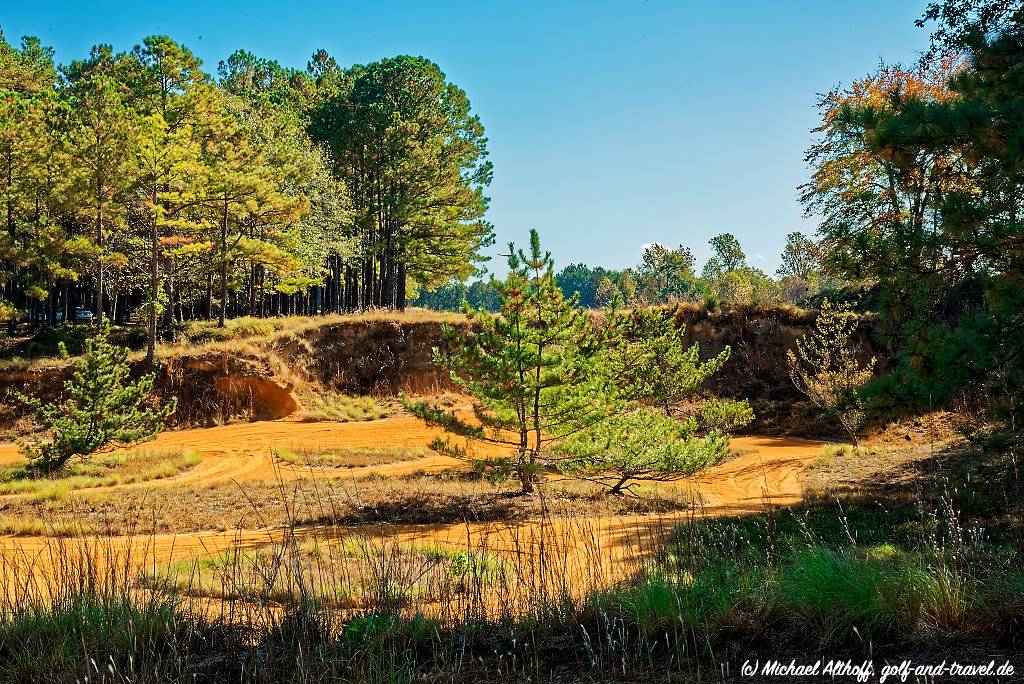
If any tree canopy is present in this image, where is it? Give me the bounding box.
[0,29,492,348]
[798,0,1024,438]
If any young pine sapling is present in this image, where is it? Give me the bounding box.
[17,325,176,475]
[403,229,608,494]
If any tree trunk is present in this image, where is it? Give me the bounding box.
[5,155,14,334]
[48,286,58,326]
[362,256,372,309]
[218,199,228,328]
[204,270,213,321]
[345,265,355,311]
[519,468,534,494]
[146,183,159,366]
[608,475,630,496]
[258,266,266,317]
[248,262,258,315]
[845,422,859,448]
[94,185,104,326]
[162,263,175,327]
[397,261,407,311]
[332,255,341,313]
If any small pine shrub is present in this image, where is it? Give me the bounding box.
[16,324,176,475]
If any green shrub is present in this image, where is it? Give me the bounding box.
[777,547,930,643]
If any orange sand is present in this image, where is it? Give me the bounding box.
[0,416,821,576]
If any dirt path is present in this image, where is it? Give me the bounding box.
[0,417,822,574]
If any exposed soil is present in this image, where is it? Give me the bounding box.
[671,305,884,437]
[0,417,820,505]
[0,308,881,437]
[0,413,823,578]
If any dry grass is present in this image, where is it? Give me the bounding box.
[179,309,466,346]
[149,337,265,363]
[801,435,966,500]
[295,392,395,422]
[0,515,89,536]
[805,443,855,471]
[0,471,1019,682]
[2,310,467,376]
[0,468,700,536]
[0,355,62,374]
[273,446,428,468]
[141,537,510,607]
[0,450,201,498]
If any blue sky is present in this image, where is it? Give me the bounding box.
[2,1,931,275]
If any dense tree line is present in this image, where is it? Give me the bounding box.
[0,30,491,358]
[416,231,832,311]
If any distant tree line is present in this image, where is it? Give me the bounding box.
[0,30,491,360]
[415,230,836,311]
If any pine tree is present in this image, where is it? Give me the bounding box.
[61,44,142,325]
[557,305,752,494]
[200,94,306,326]
[312,56,492,309]
[406,235,752,496]
[787,299,876,445]
[16,324,176,474]
[606,306,743,419]
[1,34,507,325]
[556,406,730,495]
[404,229,606,494]
[125,35,210,362]
[635,244,699,304]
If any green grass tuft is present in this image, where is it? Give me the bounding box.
[273,446,427,469]
[298,392,394,422]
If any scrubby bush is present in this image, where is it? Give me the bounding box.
[788,299,875,445]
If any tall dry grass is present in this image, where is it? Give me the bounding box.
[0,474,1021,682]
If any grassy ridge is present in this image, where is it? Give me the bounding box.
[0,310,466,375]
